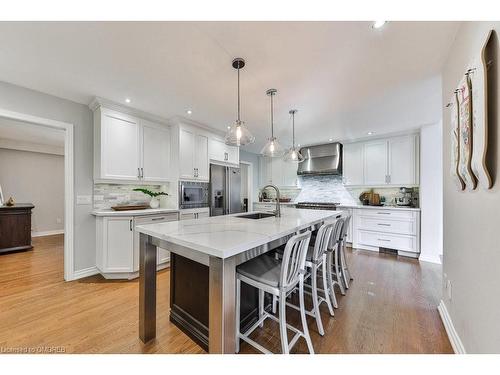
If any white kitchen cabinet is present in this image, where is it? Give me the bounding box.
[178,126,209,182]
[259,156,298,188]
[388,135,418,185]
[351,207,420,258]
[342,143,364,186]
[96,109,141,181]
[96,216,135,275]
[363,140,388,185]
[342,134,419,187]
[93,106,172,183]
[209,137,239,166]
[96,211,179,279]
[179,207,210,220]
[142,120,171,182]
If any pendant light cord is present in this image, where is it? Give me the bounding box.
[237,67,241,123]
[270,93,274,138]
[292,112,295,147]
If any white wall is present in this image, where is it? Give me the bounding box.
[0,80,95,273]
[419,121,443,264]
[442,22,500,353]
[0,148,64,234]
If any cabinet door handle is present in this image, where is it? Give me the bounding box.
[378,238,391,242]
[151,217,165,221]
[130,219,133,231]
[377,212,391,215]
[377,223,391,226]
[141,167,144,178]
[138,168,141,178]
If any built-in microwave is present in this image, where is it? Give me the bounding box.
[179,181,209,209]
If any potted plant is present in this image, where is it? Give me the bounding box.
[133,188,169,209]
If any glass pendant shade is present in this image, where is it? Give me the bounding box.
[225,120,255,146]
[261,136,285,157]
[225,58,254,146]
[283,146,305,162]
[283,109,304,162]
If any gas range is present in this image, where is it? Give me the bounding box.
[295,202,340,210]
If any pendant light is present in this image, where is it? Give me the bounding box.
[260,89,284,157]
[224,58,255,146]
[283,109,304,162]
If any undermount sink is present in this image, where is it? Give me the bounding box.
[237,212,276,220]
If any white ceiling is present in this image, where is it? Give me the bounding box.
[0,117,65,147]
[0,22,459,152]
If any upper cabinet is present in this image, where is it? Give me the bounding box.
[176,123,209,182]
[343,134,419,187]
[342,142,364,186]
[259,157,298,188]
[93,106,172,183]
[208,137,239,166]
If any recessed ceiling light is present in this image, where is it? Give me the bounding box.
[125,98,131,103]
[367,131,374,135]
[186,109,192,115]
[329,138,333,142]
[227,126,231,129]
[297,144,301,147]
[373,21,386,29]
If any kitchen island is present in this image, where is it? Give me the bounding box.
[135,207,343,353]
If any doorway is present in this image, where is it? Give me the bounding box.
[0,108,74,281]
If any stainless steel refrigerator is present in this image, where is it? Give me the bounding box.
[209,164,242,216]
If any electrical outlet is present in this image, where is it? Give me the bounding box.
[446,280,452,300]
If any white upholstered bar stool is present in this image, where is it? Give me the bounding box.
[235,231,314,354]
[287,220,337,336]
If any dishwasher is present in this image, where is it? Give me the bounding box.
[133,212,178,272]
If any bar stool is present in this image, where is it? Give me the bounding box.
[235,231,314,354]
[339,215,353,289]
[287,220,337,336]
[325,218,346,303]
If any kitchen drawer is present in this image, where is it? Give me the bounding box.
[134,212,179,225]
[358,208,416,220]
[358,230,418,253]
[357,216,416,235]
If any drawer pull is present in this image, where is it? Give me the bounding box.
[377,212,391,215]
[151,217,165,221]
[378,238,391,242]
[377,223,391,226]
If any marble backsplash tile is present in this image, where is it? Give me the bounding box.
[93,183,173,209]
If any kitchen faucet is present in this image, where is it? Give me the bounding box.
[262,184,281,217]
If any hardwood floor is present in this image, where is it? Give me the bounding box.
[0,235,452,354]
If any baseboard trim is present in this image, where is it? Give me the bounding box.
[72,266,99,280]
[419,254,442,264]
[438,300,466,354]
[32,229,64,237]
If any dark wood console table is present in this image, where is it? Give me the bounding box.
[0,204,35,254]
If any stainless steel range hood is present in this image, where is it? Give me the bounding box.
[297,143,343,175]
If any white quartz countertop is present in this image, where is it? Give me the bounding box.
[337,204,420,211]
[136,208,344,259]
[92,208,179,217]
[253,201,296,206]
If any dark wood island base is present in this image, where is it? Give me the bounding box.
[169,252,271,351]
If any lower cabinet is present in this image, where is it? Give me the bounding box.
[179,207,210,220]
[96,212,179,279]
[350,207,420,258]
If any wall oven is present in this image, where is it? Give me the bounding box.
[179,181,209,209]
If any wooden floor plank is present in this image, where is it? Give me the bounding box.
[0,235,452,354]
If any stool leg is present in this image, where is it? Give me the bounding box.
[299,276,314,354]
[272,295,277,314]
[326,253,340,307]
[235,278,241,353]
[335,246,347,293]
[311,264,324,336]
[340,241,350,289]
[322,258,334,316]
[259,289,264,328]
[279,291,289,354]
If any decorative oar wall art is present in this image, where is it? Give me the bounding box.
[447,29,493,191]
